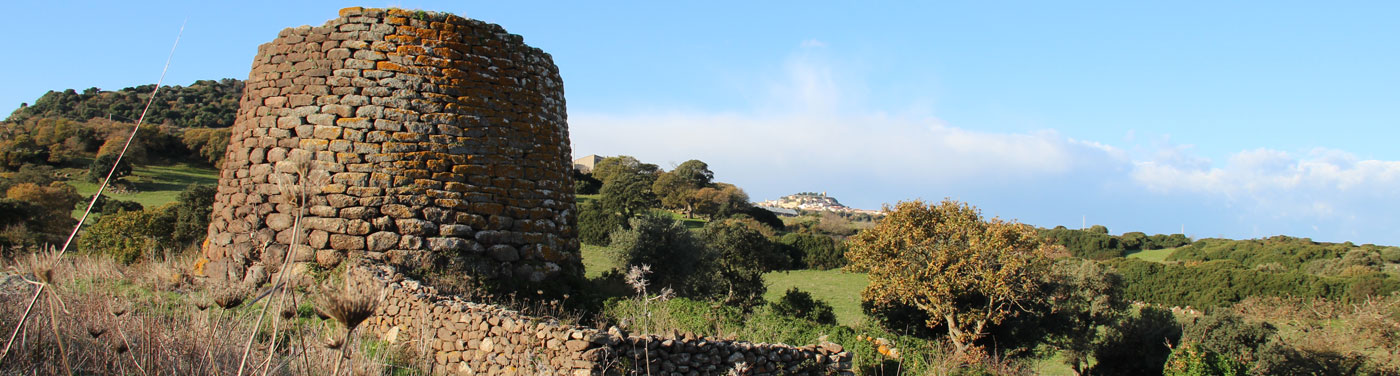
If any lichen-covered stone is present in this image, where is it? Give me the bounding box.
[204,7,581,290]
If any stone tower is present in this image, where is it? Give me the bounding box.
[203,7,580,290]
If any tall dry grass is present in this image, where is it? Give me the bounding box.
[0,253,422,375]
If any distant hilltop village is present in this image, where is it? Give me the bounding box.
[758,192,884,217]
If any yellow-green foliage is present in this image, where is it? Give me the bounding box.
[78,203,176,263]
[846,199,1058,353]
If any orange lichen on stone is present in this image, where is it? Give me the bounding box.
[414,27,439,40]
[385,16,409,25]
[415,55,452,68]
[385,34,419,44]
[396,45,427,56]
[339,7,364,17]
[376,61,407,72]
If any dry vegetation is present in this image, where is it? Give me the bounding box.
[0,252,425,375]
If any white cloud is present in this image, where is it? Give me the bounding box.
[1130,146,1400,221]
[566,43,1400,244]
[570,49,1125,204]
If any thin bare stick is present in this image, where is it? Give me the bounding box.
[57,18,186,260]
[235,297,272,376]
[0,284,44,363]
[0,19,186,369]
[254,158,319,375]
[45,293,73,376]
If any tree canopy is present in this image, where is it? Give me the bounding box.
[847,199,1059,354]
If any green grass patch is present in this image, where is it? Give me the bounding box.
[650,208,707,229]
[763,268,868,326]
[1125,247,1179,263]
[581,243,621,279]
[68,162,219,216]
[575,194,599,206]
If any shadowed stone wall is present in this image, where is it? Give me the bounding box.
[203,7,580,289]
[353,265,854,376]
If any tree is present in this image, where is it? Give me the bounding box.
[590,155,658,185]
[699,218,782,308]
[171,184,216,245]
[1042,259,1129,375]
[572,169,601,195]
[598,169,657,223]
[691,183,749,220]
[1090,306,1182,376]
[609,214,707,295]
[651,172,699,216]
[846,199,1057,355]
[778,233,847,270]
[670,159,714,186]
[577,202,623,246]
[0,134,49,170]
[651,160,714,218]
[180,127,231,166]
[5,182,82,245]
[87,153,132,183]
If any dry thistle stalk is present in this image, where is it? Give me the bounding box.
[314,276,382,376]
[214,285,249,309]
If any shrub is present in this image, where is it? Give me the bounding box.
[87,153,131,183]
[1091,306,1182,375]
[92,194,143,214]
[171,184,216,245]
[577,203,622,246]
[572,169,600,195]
[609,214,708,296]
[770,288,837,325]
[778,233,847,270]
[699,218,783,308]
[79,204,176,263]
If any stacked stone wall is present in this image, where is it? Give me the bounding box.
[203,7,579,288]
[355,265,853,376]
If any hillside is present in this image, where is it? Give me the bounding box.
[7,79,243,128]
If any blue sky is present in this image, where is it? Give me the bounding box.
[3,2,1399,244]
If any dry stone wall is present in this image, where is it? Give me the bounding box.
[203,7,580,289]
[355,265,854,376]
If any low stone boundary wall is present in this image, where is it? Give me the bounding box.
[355,266,853,375]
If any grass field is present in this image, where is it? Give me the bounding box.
[581,243,619,278]
[763,268,868,326]
[580,240,869,326]
[1125,247,1179,263]
[651,208,707,229]
[68,162,219,217]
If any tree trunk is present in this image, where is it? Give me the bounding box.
[944,314,971,355]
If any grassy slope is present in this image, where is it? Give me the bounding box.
[68,163,219,218]
[762,269,868,327]
[580,236,871,327]
[1124,247,1179,263]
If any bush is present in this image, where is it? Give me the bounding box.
[572,169,600,195]
[770,288,836,325]
[609,214,708,296]
[87,153,131,183]
[1091,306,1182,375]
[92,194,143,214]
[577,203,622,246]
[777,233,847,270]
[79,204,176,263]
[171,184,216,245]
[742,206,785,233]
[699,218,783,308]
